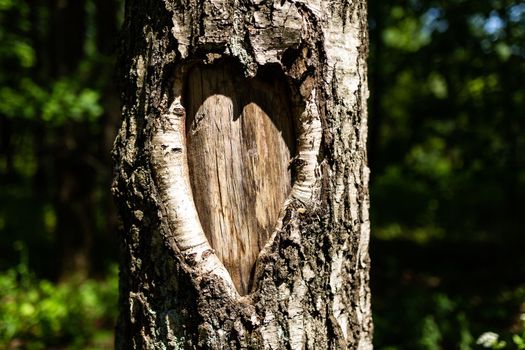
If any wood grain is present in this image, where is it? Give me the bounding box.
[185,63,295,295]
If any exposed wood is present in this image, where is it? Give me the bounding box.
[185,63,296,295]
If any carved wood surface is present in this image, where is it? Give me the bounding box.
[185,63,295,295]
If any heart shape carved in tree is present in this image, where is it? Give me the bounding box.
[150,61,322,297]
[184,63,297,295]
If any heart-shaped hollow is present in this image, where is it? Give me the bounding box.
[184,62,297,295]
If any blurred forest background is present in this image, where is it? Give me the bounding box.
[0,0,524,348]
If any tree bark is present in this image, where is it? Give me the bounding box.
[112,0,372,348]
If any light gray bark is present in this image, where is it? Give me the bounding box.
[112,0,372,348]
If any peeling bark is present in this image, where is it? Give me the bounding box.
[112,0,372,348]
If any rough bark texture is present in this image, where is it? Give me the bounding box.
[112,0,372,348]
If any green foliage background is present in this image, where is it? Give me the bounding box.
[0,0,121,347]
[369,0,525,348]
[0,0,524,348]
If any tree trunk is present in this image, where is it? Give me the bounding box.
[112,0,372,348]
